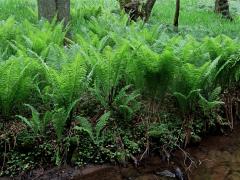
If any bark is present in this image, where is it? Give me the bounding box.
[56,0,70,26]
[144,0,156,22]
[118,0,156,22]
[119,0,131,9]
[124,0,142,21]
[173,0,180,31]
[215,0,232,19]
[37,0,56,22]
[37,0,70,26]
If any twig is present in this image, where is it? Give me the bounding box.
[176,145,197,172]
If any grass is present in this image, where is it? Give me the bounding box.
[0,0,239,38]
[152,0,240,38]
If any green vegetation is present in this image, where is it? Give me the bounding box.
[0,0,239,177]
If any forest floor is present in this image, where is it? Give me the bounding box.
[2,125,240,180]
[0,0,240,179]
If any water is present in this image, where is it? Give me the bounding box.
[47,127,240,180]
[189,126,240,180]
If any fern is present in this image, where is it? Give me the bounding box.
[52,108,68,142]
[174,89,201,114]
[113,85,141,120]
[75,112,111,146]
[0,56,44,116]
[214,52,240,87]
[16,104,51,136]
[52,99,80,142]
[0,17,18,60]
[76,116,94,142]
[16,19,66,56]
[126,41,178,98]
[95,111,111,139]
[199,93,224,114]
[47,54,87,108]
[89,42,133,111]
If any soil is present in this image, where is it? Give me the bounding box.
[2,125,240,180]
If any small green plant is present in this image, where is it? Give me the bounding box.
[16,104,52,137]
[174,89,201,146]
[199,87,224,115]
[1,151,36,177]
[51,99,80,165]
[74,112,111,146]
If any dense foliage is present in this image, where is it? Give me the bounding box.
[0,0,239,177]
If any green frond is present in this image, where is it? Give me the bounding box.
[48,55,87,107]
[16,104,51,136]
[52,108,67,142]
[75,116,94,142]
[0,56,43,116]
[95,111,111,139]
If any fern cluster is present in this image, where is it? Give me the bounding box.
[0,10,239,172]
[0,56,45,116]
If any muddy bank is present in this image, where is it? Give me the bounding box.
[186,124,240,180]
[0,156,182,180]
[2,126,240,180]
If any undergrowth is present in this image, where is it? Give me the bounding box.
[0,0,240,177]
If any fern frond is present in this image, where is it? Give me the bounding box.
[75,116,94,142]
[52,108,67,142]
[95,111,111,139]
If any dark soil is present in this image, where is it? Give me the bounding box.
[3,126,240,180]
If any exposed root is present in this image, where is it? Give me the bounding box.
[176,145,197,173]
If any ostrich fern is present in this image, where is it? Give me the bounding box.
[16,104,52,137]
[0,56,44,117]
[17,20,66,56]
[74,112,111,146]
[46,54,87,108]
[0,17,18,60]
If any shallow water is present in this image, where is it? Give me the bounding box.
[188,126,240,180]
[76,125,240,180]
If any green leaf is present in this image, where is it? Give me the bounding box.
[95,111,110,139]
[75,116,94,142]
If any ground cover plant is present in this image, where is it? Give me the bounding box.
[0,0,239,177]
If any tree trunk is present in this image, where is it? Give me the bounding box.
[119,0,131,9]
[173,0,180,31]
[37,0,56,22]
[56,0,70,26]
[118,0,156,22]
[215,0,232,19]
[37,0,70,26]
[144,0,156,22]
